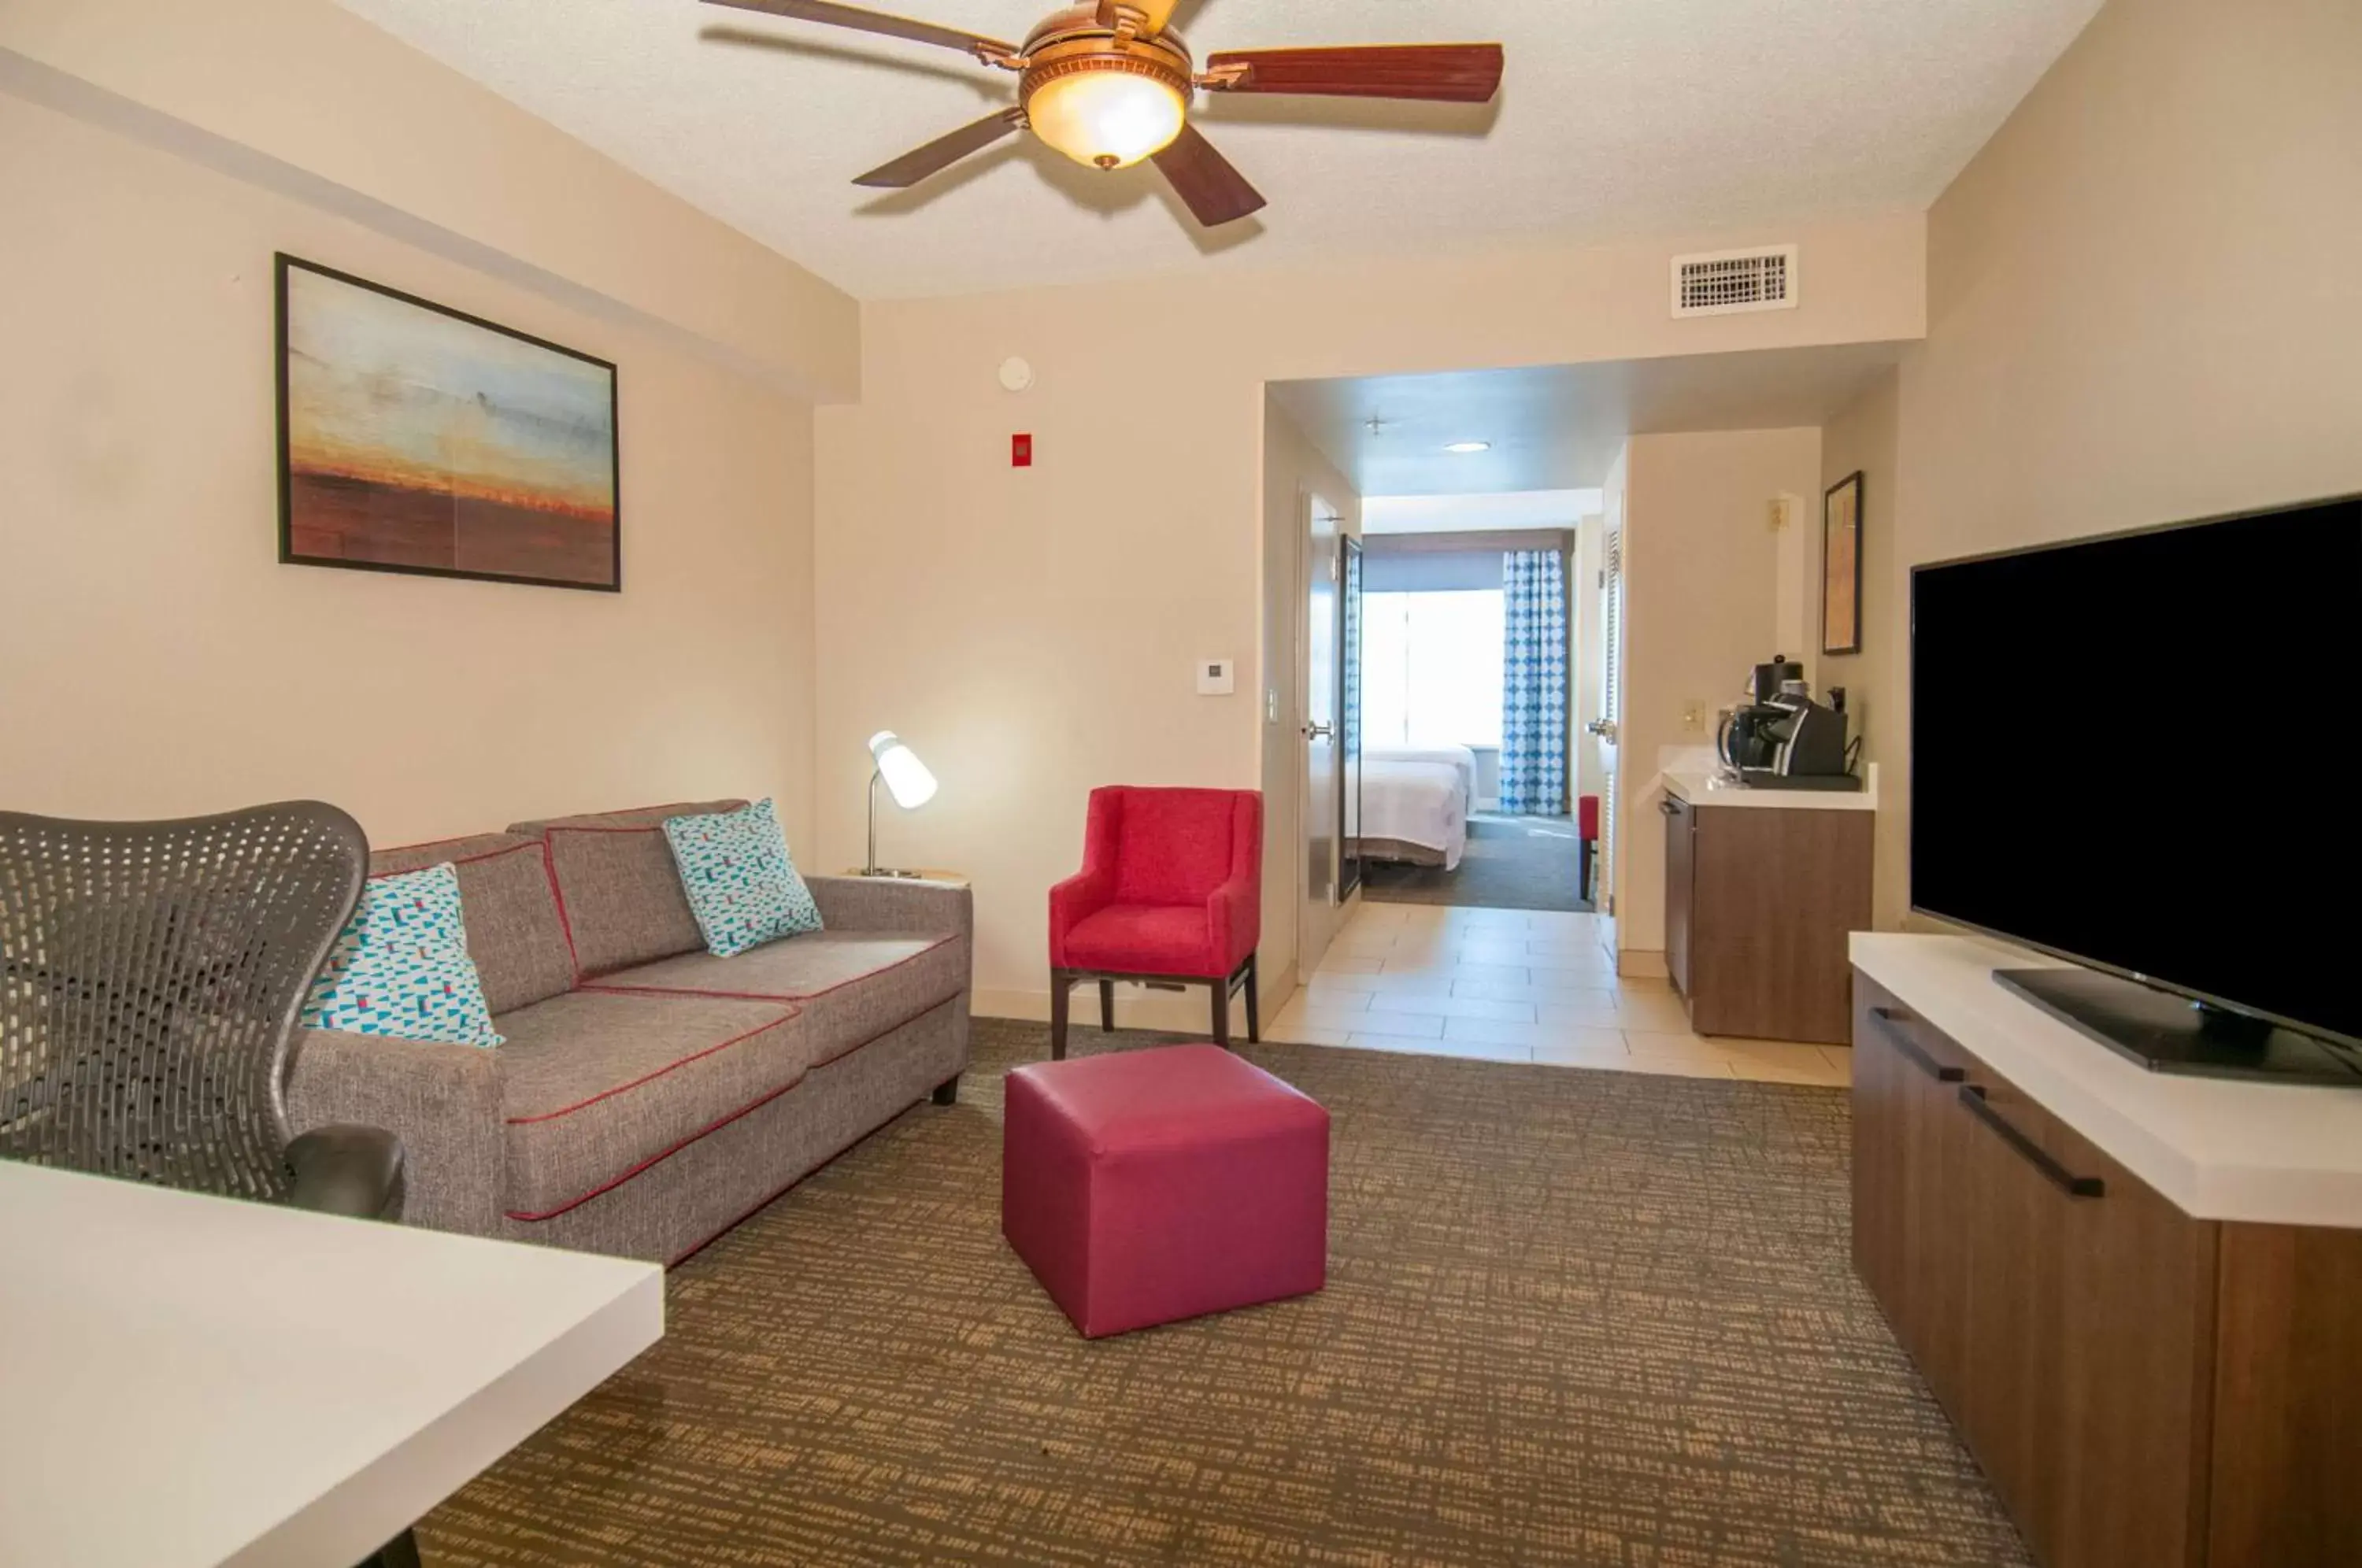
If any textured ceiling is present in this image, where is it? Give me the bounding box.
[1270,342,1905,494]
[333,0,2101,300]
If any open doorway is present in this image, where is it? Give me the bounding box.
[1352,501,1590,913]
[1257,347,1892,1087]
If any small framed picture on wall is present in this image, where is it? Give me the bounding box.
[1822,471,1864,656]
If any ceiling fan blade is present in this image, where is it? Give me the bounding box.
[1138,0,1184,32]
[853,107,1027,187]
[1203,44,1504,103]
[700,0,1016,60]
[1152,123,1266,227]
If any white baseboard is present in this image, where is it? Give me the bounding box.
[1616,948,1669,980]
[973,968,1297,1036]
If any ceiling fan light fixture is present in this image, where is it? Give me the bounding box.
[1024,59,1188,170]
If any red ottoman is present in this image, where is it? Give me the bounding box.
[1002,1044,1329,1339]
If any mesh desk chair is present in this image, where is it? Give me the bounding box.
[1,801,416,1565]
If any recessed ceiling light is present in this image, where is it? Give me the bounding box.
[1445,441,1491,453]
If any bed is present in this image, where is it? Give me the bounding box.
[1357,744,1474,871]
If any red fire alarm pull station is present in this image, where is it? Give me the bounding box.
[1012,433,1033,468]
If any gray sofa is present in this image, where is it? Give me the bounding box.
[286,801,971,1263]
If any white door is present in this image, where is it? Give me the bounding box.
[1299,496,1341,971]
[1590,527,1624,915]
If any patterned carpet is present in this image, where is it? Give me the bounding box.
[420,1021,2027,1567]
[1364,815,1594,912]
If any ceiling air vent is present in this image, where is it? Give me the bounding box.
[1672,246,1798,316]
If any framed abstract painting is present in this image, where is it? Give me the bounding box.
[276,254,620,591]
[1822,470,1864,656]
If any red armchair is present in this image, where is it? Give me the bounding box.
[1048,786,1263,1060]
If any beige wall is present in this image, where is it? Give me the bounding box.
[1615,428,1823,963]
[1816,368,1901,923]
[0,94,819,850]
[1856,0,2362,926]
[0,0,858,400]
[813,219,1924,1016]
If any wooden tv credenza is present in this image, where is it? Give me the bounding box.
[1849,934,2362,1568]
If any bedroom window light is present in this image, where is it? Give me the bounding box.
[1361,589,1505,749]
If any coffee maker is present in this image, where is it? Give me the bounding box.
[1716,656,1860,790]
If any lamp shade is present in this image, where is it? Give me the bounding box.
[1025,67,1186,170]
[868,731,939,810]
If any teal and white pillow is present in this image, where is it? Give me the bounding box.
[301,863,503,1048]
[663,797,823,957]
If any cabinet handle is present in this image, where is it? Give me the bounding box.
[1868,1006,1964,1082]
[1658,797,1684,817]
[1957,1085,2106,1199]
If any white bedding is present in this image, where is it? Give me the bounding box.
[1359,745,1474,871]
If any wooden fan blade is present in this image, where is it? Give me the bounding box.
[1152,123,1266,227]
[1138,0,1183,32]
[700,0,1016,59]
[853,107,1027,187]
[1204,44,1504,103]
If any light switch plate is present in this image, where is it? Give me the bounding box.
[1197,658,1235,695]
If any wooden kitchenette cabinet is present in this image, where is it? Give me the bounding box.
[1660,773,1873,1044]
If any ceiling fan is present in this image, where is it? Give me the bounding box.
[702,0,1505,227]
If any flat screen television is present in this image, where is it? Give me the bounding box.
[1911,493,2362,1081]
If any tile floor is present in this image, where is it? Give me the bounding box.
[1268,900,1853,1087]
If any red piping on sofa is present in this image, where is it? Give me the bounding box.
[503,1008,799,1126]
[366,838,546,880]
[504,997,961,1225]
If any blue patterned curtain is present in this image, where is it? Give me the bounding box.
[1500,549,1568,815]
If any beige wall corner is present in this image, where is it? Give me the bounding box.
[1857,0,2362,928]
[1616,427,1824,958]
[0,0,858,401]
[0,92,820,851]
[1816,368,1901,925]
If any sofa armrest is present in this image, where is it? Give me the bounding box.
[806,875,972,945]
[284,1029,504,1239]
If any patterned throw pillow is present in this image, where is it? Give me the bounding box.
[662,797,823,957]
[300,863,504,1048]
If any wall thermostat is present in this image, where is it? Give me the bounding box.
[998,357,1034,392]
[1196,658,1235,696]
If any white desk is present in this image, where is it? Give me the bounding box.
[0,1162,663,1567]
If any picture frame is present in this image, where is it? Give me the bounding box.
[1822,470,1864,656]
[275,253,621,592]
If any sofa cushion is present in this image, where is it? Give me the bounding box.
[592,930,964,1069]
[494,988,805,1222]
[509,801,746,978]
[1061,904,1217,977]
[370,833,576,1013]
[662,798,823,956]
[302,864,504,1047]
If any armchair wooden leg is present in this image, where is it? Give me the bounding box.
[1050,968,1072,1061]
[1244,953,1261,1044]
[1098,978,1115,1032]
[1210,976,1231,1051]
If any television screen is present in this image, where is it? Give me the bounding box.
[1911,494,2362,1047]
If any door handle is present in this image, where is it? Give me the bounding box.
[1303,722,1334,740]
[1586,719,1619,740]
[1868,1006,1965,1083]
[1957,1085,2106,1198]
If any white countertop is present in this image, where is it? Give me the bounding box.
[1666,762,1878,811]
[0,1163,665,1567]
[1852,932,2362,1230]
